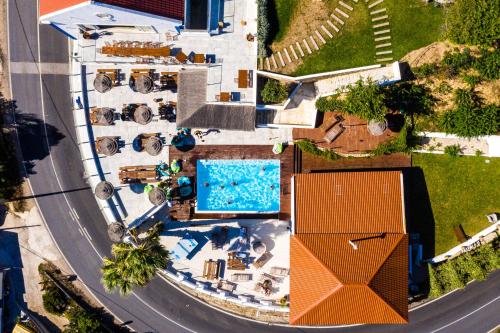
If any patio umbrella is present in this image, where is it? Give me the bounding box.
[133,105,153,125]
[95,107,114,125]
[252,240,266,255]
[145,136,163,156]
[148,187,167,206]
[94,74,113,93]
[135,75,154,94]
[97,137,119,156]
[367,119,388,136]
[95,181,114,200]
[107,222,125,243]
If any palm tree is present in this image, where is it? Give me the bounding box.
[101,221,169,295]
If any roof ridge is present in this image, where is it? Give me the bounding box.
[367,233,404,283]
[365,284,408,323]
[292,235,342,278]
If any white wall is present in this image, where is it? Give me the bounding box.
[41,3,182,38]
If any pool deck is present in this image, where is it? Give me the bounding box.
[169,145,294,221]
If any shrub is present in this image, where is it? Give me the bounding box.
[42,286,70,315]
[474,244,499,272]
[64,307,105,333]
[372,125,411,156]
[341,79,387,121]
[315,95,343,112]
[437,81,452,94]
[384,82,435,116]
[295,140,340,161]
[439,89,499,137]
[438,260,466,292]
[475,149,483,157]
[441,48,475,73]
[462,75,481,88]
[261,79,288,104]
[445,0,500,46]
[413,63,439,78]
[454,252,488,282]
[444,144,462,157]
[257,0,270,57]
[428,263,444,298]
[473,48,500,81]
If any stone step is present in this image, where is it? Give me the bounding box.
[265,57,271,71]
[315,30,326,44]
[374,35,391,41]
[375,42,392,48]
[283,48,292,63]
[327,20,340,32]
[303,39,312,54]
[296,41,305,57]
[373,22,390,28]
[372,15,388,22]
[289,45,298,60]
[335,8,350,18]
[374,29,390,35]
[309,35,320,50]
[321,25,334,38]
[277,51,286,67]
[376,50,393,55]
[370,8,386,15]
[339,1,353,11]
[377,57,393,62]
[331,13,345,25]
[270,54,278,69]
[368,0,384,9]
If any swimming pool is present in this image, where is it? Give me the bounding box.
[196,160,280,213]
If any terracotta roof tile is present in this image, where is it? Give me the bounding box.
[294,171,405,234]
[40,0,87,17]
[99,0,185,20]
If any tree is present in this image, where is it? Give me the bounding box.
[445,0,500,46]
[63,307,105,333]
[261,79,288,104]
[384,82,435,116]
[101,222,169,295]
[454,252,488,282]
[42,286,70,315]
[438,261,466,292]
[342,79,387,121]
[428,263,444,298]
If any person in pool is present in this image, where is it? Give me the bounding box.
[230,181,237,186]
[203,182,210,187]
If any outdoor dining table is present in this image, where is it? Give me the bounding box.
[101,45,171,58]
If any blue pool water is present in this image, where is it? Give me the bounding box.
[197,160,280,213]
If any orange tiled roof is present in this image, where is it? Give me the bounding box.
[40,0,88,17]
[290,234,408,325]
[294,171,405,234]
[290,171,408,325]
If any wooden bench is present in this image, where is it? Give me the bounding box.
[203,260,221,280]
[97,69,119,83]
[319,114,343,132]
[253,252,273,269]
[231,273,252,282]
[118,165,158,184]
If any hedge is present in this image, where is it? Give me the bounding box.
[295,139,340,161]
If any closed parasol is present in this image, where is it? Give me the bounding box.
[367,119,388,136]
[107,222,125,243]
[252,240,267,255]
[95,181,114,200]
[145,136,163,156]
[133,105,153,125]
[148,187,167,205]
[135,75,154,94]
[97,137,119,156]
[94,74,113,93]
[95,107,114,125]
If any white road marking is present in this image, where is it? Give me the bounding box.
[82,227,92,241]
[10,61,69,75]
[68,210,75,221]
[72,207,80,219]
[78,228,84,236]
[430,295,500,333]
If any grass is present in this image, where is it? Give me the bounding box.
[269,0,300,43]
[412,153,500,255]
[288,0,445,75]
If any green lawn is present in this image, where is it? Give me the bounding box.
[412,153,500,255]
[269,0,300,43]
[290,0,445,75]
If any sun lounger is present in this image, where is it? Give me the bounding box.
[171,233,198,260]
[253,252,273,269]
[270,267,289,277]
[323,123,345,143]
[259,273,283,283]
[217,280,236,292]
[231,273,252,282]
[319,114,343,132]
[203,260,221,280]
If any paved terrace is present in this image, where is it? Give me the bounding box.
[161,219,290,301]
[169,145,294,221]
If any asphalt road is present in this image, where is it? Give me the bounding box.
[6,1,500,333]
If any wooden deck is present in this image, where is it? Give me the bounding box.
[293,112,399,154]
[168,145,293,221]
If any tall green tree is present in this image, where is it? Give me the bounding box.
[63,307,105,333]
[101,222,169,295]
[445,0,500,46]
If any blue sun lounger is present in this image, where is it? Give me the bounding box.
[171,233,198,260]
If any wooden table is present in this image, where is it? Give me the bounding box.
[238,69,249,88]
[175,51,188,63]
[193,54,205,64]
[219,92,230,102]
[101,46,171,57]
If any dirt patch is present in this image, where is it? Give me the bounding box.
[401,41,481,68]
